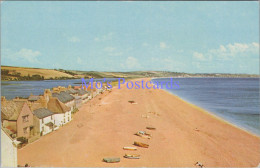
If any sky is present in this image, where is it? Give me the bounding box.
[1,1,259,74]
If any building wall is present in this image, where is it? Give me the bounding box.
[53,113,64,127]
[41,115,54,136]
[53,111,72,128]
[33,116,41,136]
[16,103,34,138]
[65,100,75,111]
[1,129,17,167]
[65,111,72,123]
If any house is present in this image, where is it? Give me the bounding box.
[52,86,66,93]
[33,108,54,136]
[66,85,78,96]
[1,97,34,139]
[1,128,18,167]
[47,97,72,128]
[28,95,41,102]
[52,91,75,110]
[74,95,82,108]
[77,89,90,103]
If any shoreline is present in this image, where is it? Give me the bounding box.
[161,88,260,138]
[18,78,260,167]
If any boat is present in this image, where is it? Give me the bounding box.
[124,154,140,159]
[123,147,137,150]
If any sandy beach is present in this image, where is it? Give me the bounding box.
[18,78,260,167]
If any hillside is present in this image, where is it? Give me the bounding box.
[1,66,259,81]
[1,66,75,81]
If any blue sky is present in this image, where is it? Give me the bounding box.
[1,1,259,74]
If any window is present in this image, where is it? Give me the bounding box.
[22,115,29,123]
[23,127,28,134]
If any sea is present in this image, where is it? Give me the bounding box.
[152,78,260,136]
[1,78,117,100]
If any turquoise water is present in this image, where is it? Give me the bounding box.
[152,78,260,135]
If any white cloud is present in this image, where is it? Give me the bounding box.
[3,48,41,64]
[160,42,168,49]
[94,32,114,42]
[193,52,206,61]
[191,42,259,73]
[18,49,41,63]
[121,56,141,70]
[209,42,259,60]
[68,36,80,43]
[193,42,259,61]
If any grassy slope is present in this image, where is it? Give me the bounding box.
[1,66,75,80]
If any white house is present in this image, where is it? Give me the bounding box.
[77,89,90,103]
[52,91,75,111]
[1,128,18,167]
[47,97,72,128]
[33,108,55,136]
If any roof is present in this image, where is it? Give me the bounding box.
[52,91,74,103]
[45,122,54,127]
[77,89,89,96]
[1,100,26,120]
[28,95,40,101]
[66,89,78,94]
[33,108,54,119]
[47,97,70,114]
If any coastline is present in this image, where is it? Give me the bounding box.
[18,78,260,167]
[161,88,259,138]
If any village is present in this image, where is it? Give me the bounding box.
[1,81,111,167]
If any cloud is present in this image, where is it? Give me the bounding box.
[2,48,41,64]
[193,52,206,61]
[191,42,259,73]
[160,42,168,50]
[121,56,141,70]
[209,42,259,60]
[94,32,114,42]
[193,42,259,61]
[68,36,80,43]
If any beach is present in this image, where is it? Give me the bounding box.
[18,78,260,167]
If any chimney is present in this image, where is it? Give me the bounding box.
[44,89,51,102]
[68,85,72,89]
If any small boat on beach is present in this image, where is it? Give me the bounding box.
[134,141,149,148]
[146,126,156,130]
[103,157,120,163]
[124,154,140,159]
[123,147,137,150]
[135,131,151,139]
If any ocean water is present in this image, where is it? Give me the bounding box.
[1,78,117,100]
[152,78,260,136]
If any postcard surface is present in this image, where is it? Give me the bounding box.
[1,1,259,167]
